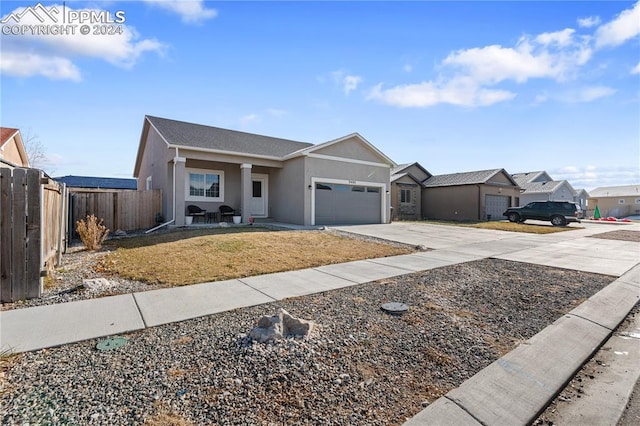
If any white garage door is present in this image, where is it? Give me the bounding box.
[315,183,382,225]
[485,195,510,221]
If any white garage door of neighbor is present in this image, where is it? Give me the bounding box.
[315,183,382,225]
[485,194,510,221]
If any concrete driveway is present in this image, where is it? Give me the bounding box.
[333,221,640,277]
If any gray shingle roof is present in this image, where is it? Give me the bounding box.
[147,116,313,158]
[518,180,564,194]
[55,175,137,190]
[590,185,640,197]
[512,172,538,186]
[423,169,509,187]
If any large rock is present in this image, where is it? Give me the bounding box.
[83,278,116,291]
[249,308,314,343]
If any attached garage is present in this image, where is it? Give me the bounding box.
[314,182,382,225]
[485,194,510,221]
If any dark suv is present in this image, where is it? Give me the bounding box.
[503,201,580,226]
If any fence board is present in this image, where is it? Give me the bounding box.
[26,169,42,299]
[0,168,12,302]
[10,169,27,301]
[0,168,66,302]
[70,190,161,236]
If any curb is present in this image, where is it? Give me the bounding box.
[404,265,640,425]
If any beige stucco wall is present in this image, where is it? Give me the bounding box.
[1,137,29,167]
[270,156,306,224]
[588,196,640,218]
[423,184,519,221]
[423,185,479,221]
[312,136,383,163]
[136,125,173,219]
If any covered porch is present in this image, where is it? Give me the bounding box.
[171,154,279,226]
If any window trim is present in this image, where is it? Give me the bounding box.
[185,168,225,202]
[400,188,412,204]
[146,176,152,190]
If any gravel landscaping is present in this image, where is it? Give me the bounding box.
[0,259,614,425]
[588,229,640,242]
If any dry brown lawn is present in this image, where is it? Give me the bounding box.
[99,228,411,286]
[417,220,579,234]
[466,221,580,234]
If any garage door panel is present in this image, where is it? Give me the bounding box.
[315,183,381,225]
[486,195,510,221]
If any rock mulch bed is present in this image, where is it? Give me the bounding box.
[1,259,613,425]
[588,230,640,242]
[0,247,167,311]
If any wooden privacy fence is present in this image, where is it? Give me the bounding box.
[69,190,161,238]
[0,167,67,302]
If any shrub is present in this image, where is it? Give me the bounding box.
[76,215,110,250]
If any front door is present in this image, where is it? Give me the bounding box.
[250,174,268,217]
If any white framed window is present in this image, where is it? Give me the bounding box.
[400,188,412,204]
[146,176,152,190]
[619,199,625,204]
[186,168,224,202]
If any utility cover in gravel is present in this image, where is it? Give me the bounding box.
[0,259,614,426]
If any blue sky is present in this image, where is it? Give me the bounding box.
[1,0,639,191]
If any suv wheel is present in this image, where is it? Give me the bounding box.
[507,212,520,223]
[551,215,567,226]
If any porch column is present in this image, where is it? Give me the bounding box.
[240,163,252,223]
[174,156,186,225]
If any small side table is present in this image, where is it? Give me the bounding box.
[206,212,219,223]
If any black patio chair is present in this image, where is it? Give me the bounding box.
[219,205,235,222]
[187,205,206,223]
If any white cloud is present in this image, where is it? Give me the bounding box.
[552,165,640,190]
[0,4,165,80]
[632,62,640,74]
[595,1,640,48]
[403,64,413,73]
[267,108,288,118]
[535,28,576,47]
[577,16,601,28]
[368,2,640,109]
[558,86,617,103]
[331,70,363,95]
[0,51,81,81]
[368,78,515,108]
[443,34,592,85]
[239,114,259,126]
[143,0,217,24]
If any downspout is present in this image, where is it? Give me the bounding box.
[145,147,178,233]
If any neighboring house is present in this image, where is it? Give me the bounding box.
[133,115,395,226]
[588,185,640,218]
[55,175,138,192]
[512,171,575,204]
[422,169,520,221]
[390,162,432,220]
[573,188,589,212]
[0,127,29,168]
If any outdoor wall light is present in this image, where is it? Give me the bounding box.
[308,185,312,189]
